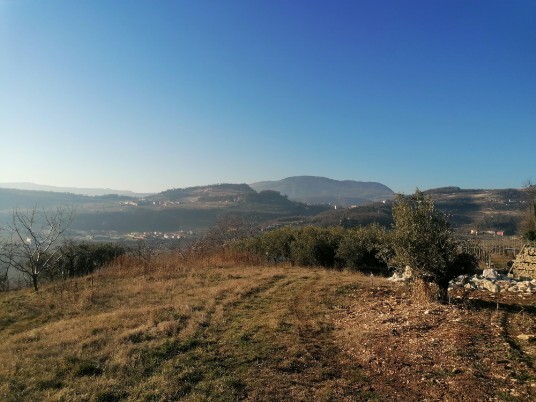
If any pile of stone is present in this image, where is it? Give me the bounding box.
[388,267,536,294]
[449,269,536,294]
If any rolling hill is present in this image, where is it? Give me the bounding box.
[310,187,528,235]
[250,176,394,206]
[0,182,530,236]
[0,184,330,233]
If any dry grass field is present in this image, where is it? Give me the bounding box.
[0,252,535,401]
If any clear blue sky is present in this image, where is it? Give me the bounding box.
[1,0,534,193]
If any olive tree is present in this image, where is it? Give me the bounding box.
[0,206,73,291]
[201,216,260,252]
[390,190,475,301]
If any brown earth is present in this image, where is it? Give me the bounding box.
[335,284,536,401]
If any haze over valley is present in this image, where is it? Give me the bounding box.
[0,177,530,243]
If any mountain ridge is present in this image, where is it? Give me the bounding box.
[250,176,394,206]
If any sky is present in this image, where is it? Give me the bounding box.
[0,0,534,194]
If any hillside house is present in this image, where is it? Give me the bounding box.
[512,245,536,279]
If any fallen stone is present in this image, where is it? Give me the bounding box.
[516,334,535,342]
[480,279,499,293]
[455,275,468,285]
[388,272,405,282]
[482,268,498,279]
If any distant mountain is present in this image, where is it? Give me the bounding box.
[0,182,152,198]
[424,187,526,234]
[69,183,329,232]
[250,176,394,206]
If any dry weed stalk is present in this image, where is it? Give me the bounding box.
[411,278,441,305]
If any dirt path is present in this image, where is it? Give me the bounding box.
[209,270,371,401]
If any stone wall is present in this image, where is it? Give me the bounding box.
[512,245,536,279]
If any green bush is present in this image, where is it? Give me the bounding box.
[259,227,295,264]
[288,227,343,268]
[336,224,390,273]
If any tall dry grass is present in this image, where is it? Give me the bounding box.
[0,248,383,400]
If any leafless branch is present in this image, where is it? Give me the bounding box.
[0,206,73,291]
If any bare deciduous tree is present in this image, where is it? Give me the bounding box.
[128,238,164,264]
[0,206,73,291]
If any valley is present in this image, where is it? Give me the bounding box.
[0,179,530,242]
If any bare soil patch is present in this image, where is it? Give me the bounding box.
[335,283,536,401]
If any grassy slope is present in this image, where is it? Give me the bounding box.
[1,256,535,401]
[0,258,368,401]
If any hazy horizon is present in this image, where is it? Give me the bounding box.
[1,1,534,194]
[0,175,529,197]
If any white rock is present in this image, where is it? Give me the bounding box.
[455,275,468,285]
[388,272,405,282]
[482,269,498,279]
[480,279,500,293]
